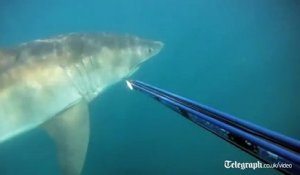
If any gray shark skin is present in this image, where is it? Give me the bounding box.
[0,32,163,175]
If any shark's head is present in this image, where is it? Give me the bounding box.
[95,33,164,77]
[60,33,164,100]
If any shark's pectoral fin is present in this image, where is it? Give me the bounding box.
[43,100,89,175]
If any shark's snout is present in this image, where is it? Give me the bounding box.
[137,40,164,66]
[152,41,164,55]
[155,41,164,49]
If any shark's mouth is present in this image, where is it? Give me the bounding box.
[126,54,152,78]
[126,66,140,78]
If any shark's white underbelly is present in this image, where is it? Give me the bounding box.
[0,63,82,143]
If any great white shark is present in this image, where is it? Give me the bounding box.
[0,32,163,174]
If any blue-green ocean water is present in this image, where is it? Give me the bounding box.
[0,0,300,174]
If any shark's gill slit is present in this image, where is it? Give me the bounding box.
[75,63,89,97]
[63,65,85,97]
[81,58,94,99]
[92,57,102,91]
[86,56,97,93]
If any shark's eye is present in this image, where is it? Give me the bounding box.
[148,48,153,53]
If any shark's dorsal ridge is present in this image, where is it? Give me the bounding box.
[0,48,17,74]
[43,100,89,175]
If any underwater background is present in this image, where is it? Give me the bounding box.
[0,0,299,174]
